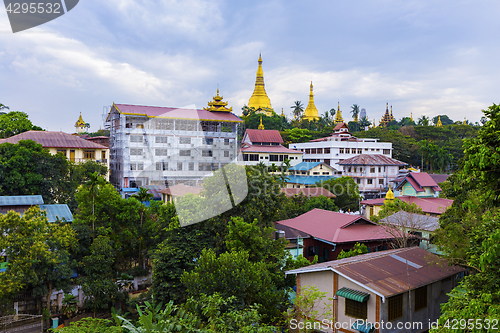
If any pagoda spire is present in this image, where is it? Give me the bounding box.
[303,81,320,121]
[380,103,393,126]
[334,102,344,123]
[204,88,232,112]
[258,116,265,130]
[384,184,395,204]
[248,54,273,115]
[436,116,443,127]
[75,112,86,133]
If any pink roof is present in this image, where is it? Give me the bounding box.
[245,129,284,144]
[396,172,442,192]
[361,196,453,215]
[240,145,302,154]
[333,122,349,131]
[0,131,108,149]
[339,154,407,166]
[112,104,243,123]
[276,209,397,243]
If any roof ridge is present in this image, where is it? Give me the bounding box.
[334,247,410,267]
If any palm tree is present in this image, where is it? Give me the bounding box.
[329,108,336,119]
[351,104,360,122]
[417,116,430,126]
[84,123,91,132]
[133,187,154,269]
[85,172,105,237]
[291,101,304,119]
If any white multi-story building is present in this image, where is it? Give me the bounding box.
[289,123,393,170]
[106,93,243,189]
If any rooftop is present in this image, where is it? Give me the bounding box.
[240,145,301,154]
[289,162,335,171]
[280,187,336,198]
[339,154,407,166]
[0,131,109,149]
[286,246,465,299]
[379,211,440,232]
[0,195,44,206]
[285,175,336,185]
[361,196,453,215]
[39,204,74,223]
[244,129,283,144]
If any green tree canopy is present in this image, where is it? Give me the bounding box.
[0,111,42,138]
[315,176,361,212]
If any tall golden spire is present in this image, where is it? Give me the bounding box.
[410,112,413,122]
[303,81,320,121]
[334,102,344,123]
[258,116,265,130]
[281,108,285,117]
[248,54,273,115]
[436,115,443,127]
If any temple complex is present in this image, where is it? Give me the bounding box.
[303,82,320,121]
[75,113,86,133]
[248,54,274,116]
[379,103,395,126]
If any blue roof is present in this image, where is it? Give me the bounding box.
[121,188,140,193]
[289,162,322,171]
[285,175,336,185]
[0,195,44,206]
[39,204,74,222]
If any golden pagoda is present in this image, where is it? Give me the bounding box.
[373,119,376,128]
[410,112,413,122]
[281,108,285,117]
[204,89,232,112]
[384,184,395,204]
[334,102,344,123]
[258,116,265,130]
[436,116,443,127]
[379,103,395,126]
[248,54,274,116]
[75,112,86,133]
[303,81,320,121]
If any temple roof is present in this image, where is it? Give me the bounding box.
[203,89,233,112]
[248,54,273,113]
[379,103,395,126]
[303,82,319,121]
[334,102,344,123]
[75,112,85,127]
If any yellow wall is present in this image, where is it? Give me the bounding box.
[48,147,110,180]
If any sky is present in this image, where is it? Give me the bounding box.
[0,0,499,132]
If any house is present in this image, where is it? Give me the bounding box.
[286,247,465,333]
[289,122,393,170]
[274,209,400,262]
[241,128,303,167]
[361,195,453,220]
[277,224,312,259]
[158,184,203,203]
[0,131,109,174]
[285,162,339,188]
[339,155,407,198]
[379,211,440,254]
[280,187,336,198]
[105,92,243,189]
[394,172,442,198]
[0,195,74,222]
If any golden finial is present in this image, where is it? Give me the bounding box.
[385,184,395,203]
[410,112,413,122]
[258,116,265,130]
[373,119,376,128]
[281,108,284,117]
[436,115,443,127]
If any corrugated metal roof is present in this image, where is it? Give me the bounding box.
[240,145,301,154]
[113,104,243,122]
[361,196,453,215]
[289,162,321,171]
[39,204,74,222]
[245,129,283,143]
[429,174,450,184]
[339,154,407,166]
[274,223,312,240]
[379,211,440,231]
[0,131,109,149]
[280,187,336,198]
[285,175,336,185]
[333,122,349,131]
[158,184,203,197]
[0,195,44,206]
[287,247,465,297]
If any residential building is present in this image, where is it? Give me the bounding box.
[275,209,400,262]
[280,187,335,199]
[289,122,393,170]
[361,195,453,220]
[286,247,465,333]
[276,224,311,259]
[105,91,243,189]
[0,131,109,172]
[0,195,73,222]
[394,172,442,198]
[241,128,303,167]
[158,184,203,204]
[339,154,407,198]
[285,162,338,188]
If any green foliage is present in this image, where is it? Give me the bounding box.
[280,128,312,144]
[242,112,285,130]
[54,317,122,333]
[315,176,361,212]
[337,242,368,259]
[0,111,42,138]
[61,293,79,318]
[0,207,77,315]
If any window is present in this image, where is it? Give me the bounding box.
[156,136,168,144]
[348,167,352,172]
[199,163,212,171]
[56,149,67,157]
[224,151,229,158]
[324,148,330,154]
[156,162,167,171]
[270,155,279,162]
[202,150,213,157]
[322,172,330,175]
[339,148,344,154]
[224,138,230,145]
[205,138,214,145]
[179,150,191,156]
[313,172,319,175]
[83,150,95,159]
[102,151,106,160]
[367,179,373,185]
[130,164,136,171]
[180,137,191,144]
[357,149,362,154]
[378,167,382,173]
[383,149,391,155]
[155,149,168,156]
[370,167,375,173]
[379,179,384,185]
[188,162,194,171]
[345,299,368,319]
[130,148,143,156]
[177,162,183,171]
[388,294,403,321]
[311,148,317,154]
[305,149,311,154]
[130,135,143,143]
[249,154,259,161]
[137,163,144,170]
[345,148,350,154]
[356,179,361,184]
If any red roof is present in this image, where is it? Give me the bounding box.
[111,104,243,123]
[244,129,284,144]
[276,209,397,243]
[0,131,108,149]
[240,145,302,154]
[361,196,453,215]
[396,172,442,192]
[339,154,407,166]
[280,187,336,198]
[333,122,349,131]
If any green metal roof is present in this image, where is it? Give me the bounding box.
[352,321,375,333]
[336,287,370,302]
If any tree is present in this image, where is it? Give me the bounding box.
[242,112,284,130]
[132,187,154,269]
[315,176,361,212]
[417,115,430,126]
[280,128,312,144]
[0,111,41,138]
[358,116,371,130]
[291,101,304,119]
[56,317,122,333]
[0,207,77,317]
[0,103,9,110]
[432,115,454,126]
[351,104,360,126]
[399,117,416,127]
[337,242,368,259]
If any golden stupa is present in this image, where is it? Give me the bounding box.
[334,102,344,123]
[436,116,443,127]
[379,103,395,126]
[303,81,320,121]
[248,54,274,116]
